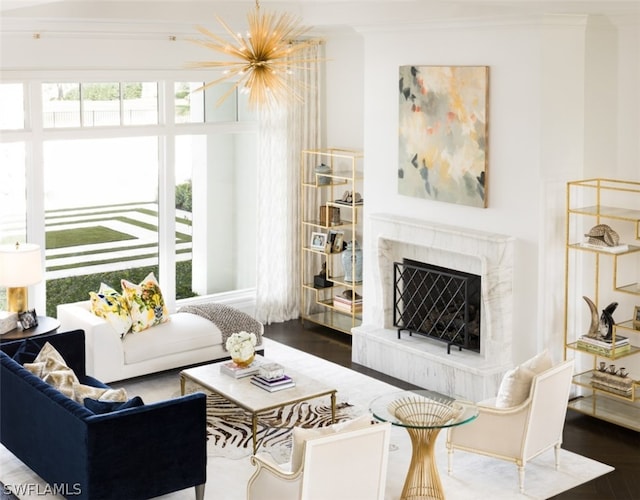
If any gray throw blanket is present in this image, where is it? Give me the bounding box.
[178,303,263,350]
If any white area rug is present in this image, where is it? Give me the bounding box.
[1,338,613,500]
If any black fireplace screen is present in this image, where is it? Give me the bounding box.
[393,259,481,353]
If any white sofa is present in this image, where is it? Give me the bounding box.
[57,301,264,383]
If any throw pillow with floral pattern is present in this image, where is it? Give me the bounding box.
[121,272,169,333]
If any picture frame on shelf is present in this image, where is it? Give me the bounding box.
[18,309,38,330]
[633,305,640,329]
[310,232,327,251]
[330,230,344,253]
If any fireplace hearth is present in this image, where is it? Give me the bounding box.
[352,213,515,401]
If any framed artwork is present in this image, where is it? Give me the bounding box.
[398,65,489,208]
[310,232,327,251]
[634,306,640,329]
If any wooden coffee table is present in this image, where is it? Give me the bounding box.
[180,358,337,453]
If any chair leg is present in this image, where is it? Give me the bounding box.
[554,443,561,470]
[195,483,205,500]
[518,465,525,493]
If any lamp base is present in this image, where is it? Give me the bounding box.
[7,286,28,313]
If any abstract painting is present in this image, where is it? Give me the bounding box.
[398,65,489,208]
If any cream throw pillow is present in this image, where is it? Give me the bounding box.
[495,349,553,408]
[290,414,372,471]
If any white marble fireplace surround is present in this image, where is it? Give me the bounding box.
[352,213,516,401]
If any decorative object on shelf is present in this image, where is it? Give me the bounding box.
[319,205,340,226]
[633,305,640,329]
[187,0,321,108]
[310,232,327,251]
[599,301,618,340]
[335,190,363,205]
[398,65,489,208]
[582,296,601,338]
[342,240,363,283]
[0,242,44,313]
[584,224,620,247]
[315,164,332,185]
[226,331,258,368]
[313,262,333,288]
[591,365,633,397]
[18,309,38,330]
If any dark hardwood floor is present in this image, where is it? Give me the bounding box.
[263,319,640,500]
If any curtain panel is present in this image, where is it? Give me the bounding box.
[255,42,323,324]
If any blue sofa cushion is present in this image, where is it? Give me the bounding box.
[85,396,145,414]
[12,338,44,364]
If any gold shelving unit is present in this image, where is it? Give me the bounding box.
[563,178,640,431]
[300,148,364,335]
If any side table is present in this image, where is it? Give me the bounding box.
[370,389,478,500]
[0,316,61,342]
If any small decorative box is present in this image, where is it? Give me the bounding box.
[259,362,285,381]
[0,311,18,335]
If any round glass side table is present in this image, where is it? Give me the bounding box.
[370,389,478,500]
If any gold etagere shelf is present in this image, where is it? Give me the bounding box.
[300,148,364,335]
[563,178,640,432]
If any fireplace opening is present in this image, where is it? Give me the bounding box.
[393,258,481,353]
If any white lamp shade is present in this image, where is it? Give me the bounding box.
[0,243,43,287]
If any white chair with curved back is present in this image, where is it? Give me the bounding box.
[446,355,575,494]
[246,417,392,500]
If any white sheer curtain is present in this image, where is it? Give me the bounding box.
[255,42,323,324]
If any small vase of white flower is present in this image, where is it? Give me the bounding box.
[226,331,257,367]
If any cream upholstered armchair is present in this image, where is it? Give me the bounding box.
[446,359,575,493]
[246,419,392,500]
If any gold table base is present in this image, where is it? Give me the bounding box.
[401,426,445,500]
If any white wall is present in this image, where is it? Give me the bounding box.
[2,9,639,365]
[324,14,640,364]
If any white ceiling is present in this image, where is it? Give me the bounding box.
[1,1,638,33]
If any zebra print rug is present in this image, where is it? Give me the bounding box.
[204,393,357,462]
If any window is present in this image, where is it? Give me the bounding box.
[0,141,27,311]
[1,78,257,316]
[42,82,159,128]
[0,84,25,130]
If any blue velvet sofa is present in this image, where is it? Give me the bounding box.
[0,329,207,500]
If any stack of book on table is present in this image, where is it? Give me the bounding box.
[333,291,362,313]
[250,362,296,392]
[576,335,630,356]
[220,358,263,379]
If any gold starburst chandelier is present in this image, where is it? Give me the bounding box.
[188,0,320,108]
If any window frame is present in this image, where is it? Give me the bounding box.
[0,74,258,315]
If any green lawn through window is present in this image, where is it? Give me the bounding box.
[46,226,136,249]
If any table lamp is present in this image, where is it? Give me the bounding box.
[0,242,43,313]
